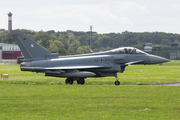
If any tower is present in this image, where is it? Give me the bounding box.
[8,12,12,33]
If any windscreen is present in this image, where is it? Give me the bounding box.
[111,47,146,54]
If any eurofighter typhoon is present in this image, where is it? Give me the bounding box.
[12,30,170,85]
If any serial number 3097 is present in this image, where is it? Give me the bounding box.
[94,58,109,63]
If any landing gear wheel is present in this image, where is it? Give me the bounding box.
[114,81,120,85]
[65,78,74,84]
[77,78,85,85]
[114,73,120,85]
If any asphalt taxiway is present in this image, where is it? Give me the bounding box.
[153,83,180,86]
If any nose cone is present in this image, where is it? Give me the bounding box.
[149,55,170,64]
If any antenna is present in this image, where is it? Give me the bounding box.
[90,25,93,51]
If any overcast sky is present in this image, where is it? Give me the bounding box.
[0,0,180,33]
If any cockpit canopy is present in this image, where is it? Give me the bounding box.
[110,47,146,54]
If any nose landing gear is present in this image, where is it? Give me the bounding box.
[114,73,120,85]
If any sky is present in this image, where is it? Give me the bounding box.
[0,0,180,34]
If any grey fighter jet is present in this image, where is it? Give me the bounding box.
[12,30,170,85]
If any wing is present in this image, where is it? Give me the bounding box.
[21,65,111,71]
[45,65,109,70]
[125,60,145,66]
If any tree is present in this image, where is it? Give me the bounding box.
[161,39,171,46]
[97,35,113,48]
[33,33,57,48]
[77,35,88,46]
[47,30,55,34]
[70,40,80,51]
[58,34,70,50]
[68,33,76,43]
[134,43,142,48]
[49,40,59,53]
[49,40,66,55]
[77,46,91,54]
[1,31,15,44]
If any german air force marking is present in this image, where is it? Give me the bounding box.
[94,58,109,63]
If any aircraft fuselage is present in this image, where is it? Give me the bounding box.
[12,30,170,85]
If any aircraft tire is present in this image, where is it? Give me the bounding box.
[114,81,120,85]
[65,78,74,84]
[77,78,85,85]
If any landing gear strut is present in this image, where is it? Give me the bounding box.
[114,73,120,85]
[65,78,74,84]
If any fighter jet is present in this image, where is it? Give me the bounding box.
[12,30,170,85]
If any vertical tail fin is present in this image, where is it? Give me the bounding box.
[12,30,52,60]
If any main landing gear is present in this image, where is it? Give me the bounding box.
[114,73,120,85]
[65,75,120,85]
[65,78,74,84]
[65,78,85,85]
[77,78,85,85]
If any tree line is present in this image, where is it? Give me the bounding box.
[0,29,180,55]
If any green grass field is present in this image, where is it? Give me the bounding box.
[1,60,180,85]
[0,61,180,119]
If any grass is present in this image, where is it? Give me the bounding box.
[0,61,180,119]
[1,61,180,85]
[0,85,180,119]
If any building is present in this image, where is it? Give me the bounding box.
[144,43,152,52]
[0,43,21,61]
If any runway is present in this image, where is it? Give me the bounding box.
[122,83,180,86]
[153,83,180,86]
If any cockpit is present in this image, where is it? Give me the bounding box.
[110,47,146,54]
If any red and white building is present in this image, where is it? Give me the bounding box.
[0,43,21,61]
